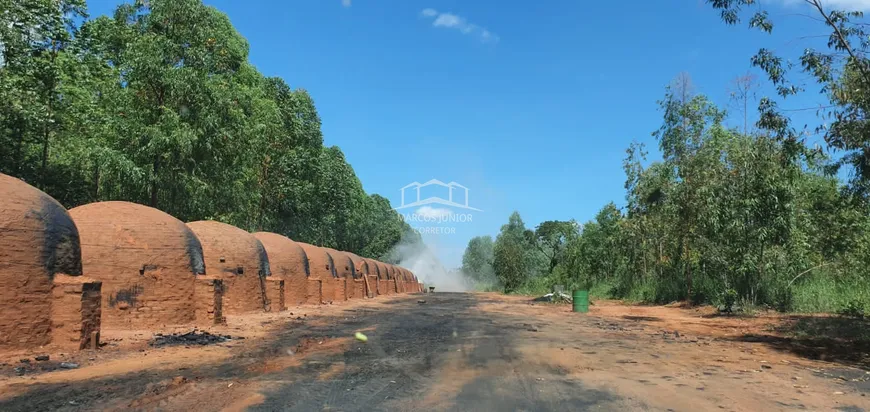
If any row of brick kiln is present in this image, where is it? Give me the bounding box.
[0,173,421,352]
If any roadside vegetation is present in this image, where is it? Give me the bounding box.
[463,0,870,315]
[0,0,416,259]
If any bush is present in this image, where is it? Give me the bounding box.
[791,273,870,314]
[589,281,616,299]
[720,288,738,313]
[512,276,551,296]
[838,300,867,319]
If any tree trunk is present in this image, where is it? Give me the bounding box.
[684,238,693,306]
[756,242,765,305]
[92,166,100,200]
[41,123,50,185]
[258,160,270,231]
[658,241,663,279]
[150,157,160,208]
[13,123,24,175]
[41,40,59,187]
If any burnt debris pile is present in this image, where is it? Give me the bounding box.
[150,330,235,347]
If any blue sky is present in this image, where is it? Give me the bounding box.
[84,0,858,268]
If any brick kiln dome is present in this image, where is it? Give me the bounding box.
[0,173,83,348]
[296,243,338,303]
[347,253,369,278]
[69,201,205,328]
[326,248,356,279]
[253,232,310,306]
[187,221,271,314]
[375,261,389,280]
[296,243,336,280]
[363,258,380,278]
[384,264,398,280]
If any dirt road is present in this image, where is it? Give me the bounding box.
[1,293,867,411]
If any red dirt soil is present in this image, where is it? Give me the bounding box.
[1,293,866,411]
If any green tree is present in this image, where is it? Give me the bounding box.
[0,0,411,264]
[493,211,534,292]
[0,0,87,187]
[654,81,728,303]
[708,0,870,198]
[530,220,579,275]
[462,235,496,284]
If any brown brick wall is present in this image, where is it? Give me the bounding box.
[2,273,53,349]
[352,279,366,299]
[379,280,392,295]
[320,277,335,303]
[266,278,285,312]
[297,243,336,303]
[51,274,102,350]
[0,174,84,350]
[194,277,224,325]
[187,221,270,315]
[306,279,322,304]
[333,278,347,302]
[253,233,309,307]
[365,275,377,297]
[70,202,203,329]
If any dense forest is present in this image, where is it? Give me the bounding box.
[463,0,870,314]
[0,0,416,260]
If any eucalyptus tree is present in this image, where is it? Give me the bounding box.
[462,235,495,283]
[493,211,536,292]
[708,0,870,198]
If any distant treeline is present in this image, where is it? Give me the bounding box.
[0,0,417,259]
[464,86,870,313]
[462,1,870,315]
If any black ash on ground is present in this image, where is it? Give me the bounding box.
[150,330,239,347]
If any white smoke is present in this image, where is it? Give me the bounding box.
[389,238,471,292]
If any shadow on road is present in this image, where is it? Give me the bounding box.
[0,293,622,411]
[728,315,870,370]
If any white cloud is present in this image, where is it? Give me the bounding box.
[342,0,352,7]
[415,206,453,220]
[420,8,499,43]
[821,0,870,9]
[776,0,870,11]
[433,13,463,29]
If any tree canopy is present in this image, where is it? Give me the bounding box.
[0,0,412,260]
[470,73,870,313]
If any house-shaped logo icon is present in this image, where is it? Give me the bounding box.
[396,179,482,211]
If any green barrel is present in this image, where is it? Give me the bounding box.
[572,290,589,313]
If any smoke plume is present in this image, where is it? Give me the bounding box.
[386,238,471,292]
